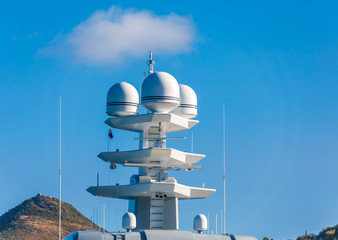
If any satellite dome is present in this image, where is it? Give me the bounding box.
[122,212,136,232]
[141,72,180,113]
[193,214,207,233]
[170,84,197,118]
[106,82,139,117]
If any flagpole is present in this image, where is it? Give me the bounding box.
[59,96,62,240]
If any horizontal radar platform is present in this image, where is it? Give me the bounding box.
[105,113,198,133]
[98,148,205,167]
[87,182,215,200]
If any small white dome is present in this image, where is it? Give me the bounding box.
[141,72,180,113]
[193,214,207,233]
[106,82,139,117]
[171,84,197,118]
[122,212,136,231]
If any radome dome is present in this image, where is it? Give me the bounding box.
[141,72,180,113]
[122,212,136,231]
[171,84,197,118]
[193,214,207,233]
[106,82,139,117]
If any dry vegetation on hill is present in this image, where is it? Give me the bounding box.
[0,194,100,240]
[296,225,338,240]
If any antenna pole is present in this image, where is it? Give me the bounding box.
[148,51,155,74]
[221,209,223,234]
[59,96,62,240]
[215,213,217,234]
[191,132,194,153]
[103,203,105,233]
[207,212,210,234]
[223,102,226,234]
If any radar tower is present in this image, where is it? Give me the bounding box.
[87,53,214,230]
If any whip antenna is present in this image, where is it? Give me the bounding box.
[148,51,155,74]
[59,96,62,240]
[223,102,226,234]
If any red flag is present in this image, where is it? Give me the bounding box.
[108,129,113,139]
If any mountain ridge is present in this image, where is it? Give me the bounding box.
[0,194,100,240]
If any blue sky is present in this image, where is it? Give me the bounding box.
[0,0,337,239]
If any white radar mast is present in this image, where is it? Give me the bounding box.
[64,52,259,240]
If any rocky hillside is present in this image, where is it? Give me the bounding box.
[0,194,100,240]
[297,225,338,240]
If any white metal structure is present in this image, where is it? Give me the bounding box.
[87,53,214,230]
[64,53,257,240]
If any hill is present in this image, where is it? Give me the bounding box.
[0,194,100,240]
[297,225,338,240]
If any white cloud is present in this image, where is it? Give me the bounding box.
[41,6,196,66]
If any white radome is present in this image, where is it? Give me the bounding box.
[106,82,139,117]
[171,84,197,118]
[193,214,207,233]
[141,72,180,113]
[122,212,136,231]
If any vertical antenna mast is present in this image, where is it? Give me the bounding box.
[221,209,223,234]
[215,213,218,234]
[191,132,194,153]
[59,96,62,240]
[103,203,105,233]
[148,51,155,74]
[207,212,210,234]
[223,103,226,234]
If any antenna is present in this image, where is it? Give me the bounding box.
[215,213,217,234]
[221,209,223,234]
[223,103,226,234]
[191,132,194,153]
[59,96,62,240]
[207,212,210,234]
[97,206,99,231]
[93,208,95,228]
[103,203,105,233]
[147,51,155,74]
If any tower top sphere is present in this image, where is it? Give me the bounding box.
[141,72,180,113]
[106,82,139,117]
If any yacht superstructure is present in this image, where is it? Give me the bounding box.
[65,53,257,240]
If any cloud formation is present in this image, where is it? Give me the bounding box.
[42,6,196,65]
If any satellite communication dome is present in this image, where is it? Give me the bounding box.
[171,84,197,118]
[122,212,136,232]
[141,72,180,113]
[106,82,139,117]
[193,214,207,233]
